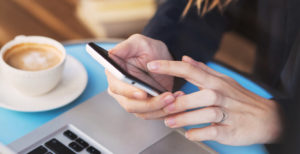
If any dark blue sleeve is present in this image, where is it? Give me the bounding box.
[264,30,300,153]
[143,0,231,62]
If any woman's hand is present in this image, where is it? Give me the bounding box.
[147,56,282,145]
[106,34,178,119]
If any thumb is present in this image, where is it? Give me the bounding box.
[109,34,144,59]
[109,41,133,59]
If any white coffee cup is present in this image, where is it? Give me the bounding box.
[0,35,66,96]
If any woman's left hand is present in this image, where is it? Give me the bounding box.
[147,56,282,145]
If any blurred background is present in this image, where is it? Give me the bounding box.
[0,0,255,74]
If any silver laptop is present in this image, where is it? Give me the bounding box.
[7,91,216,154]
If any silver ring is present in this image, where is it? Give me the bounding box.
[218,110,227,123]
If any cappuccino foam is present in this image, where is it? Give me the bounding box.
[4,43,62,71]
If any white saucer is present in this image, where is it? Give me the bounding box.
[0,55,88,112]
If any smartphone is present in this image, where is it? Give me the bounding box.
[86,42,167,96]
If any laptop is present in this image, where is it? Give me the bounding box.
[6,91,216,154]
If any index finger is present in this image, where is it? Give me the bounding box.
[147,60,218,89]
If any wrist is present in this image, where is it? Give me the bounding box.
[265,100,283,144]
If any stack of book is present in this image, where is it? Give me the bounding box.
[76,0,157,38]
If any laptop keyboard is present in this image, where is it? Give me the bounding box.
[27,130,101,154]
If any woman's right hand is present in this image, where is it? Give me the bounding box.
[106,34,180,119]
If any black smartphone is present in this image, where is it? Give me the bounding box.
[86,42,167,96]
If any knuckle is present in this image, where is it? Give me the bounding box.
[130,34,149,45]
[222,75,234,81]
[147,103,157,111]
[134,113,142,118]
[147,96,168,111]
[130,34,143,40]
[185,131,195,140]
[108,89,122,99]
[107,88,113,95]
[141,116,150,120]
[150,99,164,111]
[227,77,238,85]
[208,108,223,122]
[136,114,148,120]
[175,115,187,126]
[124,105,135,113]
[174,98,186,111]
[185,63,195,73]
[197,61,206,68]
[158,60,173,74]
[147,98,158,110]
[210,78,225,90]
[135,114,144,119]
[155,40,168,50]
[203,89,219,105]
[177,63,194,77]
[109,85,119,95]
[220,75,237,85]
[208,127,219,139]
[141,114,152,120]
[208,76,219,86]
[222,75,232,80]
[156,40,166,47]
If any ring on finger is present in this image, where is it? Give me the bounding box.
[218,109,228,123]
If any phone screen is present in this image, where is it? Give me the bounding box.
[88,43,167,94]
[109,54,167,93]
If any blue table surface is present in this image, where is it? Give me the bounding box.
[0,42,272,154]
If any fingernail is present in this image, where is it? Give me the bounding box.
[133,92,144,99]
[164,103,176,113]
[147,62,159,71]
[182,55,190,61]
[174,91,185,97]
[178,93,185,97]
[165,118,176,127]
[174,92,181,97]
[164,95,175,105]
